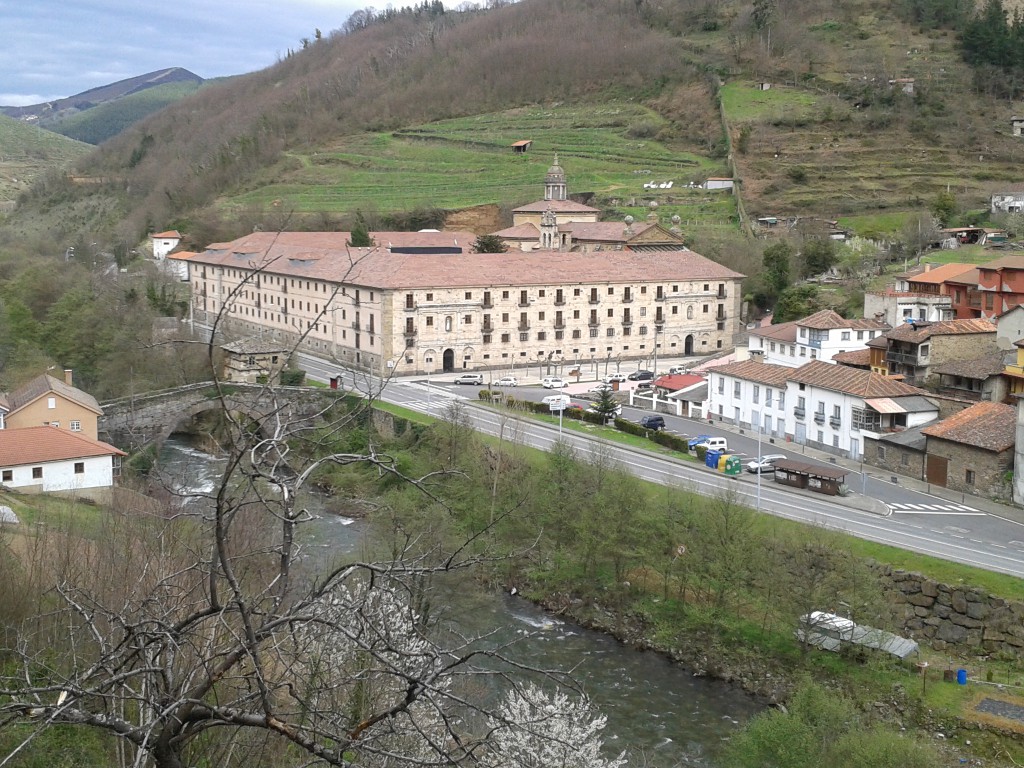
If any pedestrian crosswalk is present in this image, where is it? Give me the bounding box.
[886,502,983,515]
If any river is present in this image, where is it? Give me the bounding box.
[158,435,764,766]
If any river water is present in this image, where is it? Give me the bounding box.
[157,435,763,766]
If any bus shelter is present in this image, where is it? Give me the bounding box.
[772,459,848,496]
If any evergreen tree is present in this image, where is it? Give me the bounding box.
[348,210,373,247]
[473,234,508,253]
[761,242,793,298]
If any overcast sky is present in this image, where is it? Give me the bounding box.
[1,0,363,106]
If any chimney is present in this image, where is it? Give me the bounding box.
[924,264,932,272]
[64,369,73,386]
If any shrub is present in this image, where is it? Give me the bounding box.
[694,444,708,462]
[786,166,808,184]
[650,430,689,452]
[280,369,306,386]
[614,417,649,437]
[581,410,605,425]
[478,389,492,400]
[626,119,660,139]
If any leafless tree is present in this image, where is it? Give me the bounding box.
[0,250,622,768]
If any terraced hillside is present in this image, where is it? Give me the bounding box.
[0,116,90,205]
[225,103,739,232]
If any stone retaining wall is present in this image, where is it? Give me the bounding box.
[879,565,1024,657]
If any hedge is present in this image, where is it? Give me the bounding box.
[649,429,690,452]
[614,417,650,437]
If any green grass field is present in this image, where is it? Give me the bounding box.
[719,82,826,124]
[225,103,739,229]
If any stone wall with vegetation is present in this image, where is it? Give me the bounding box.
[880,565,1024,657]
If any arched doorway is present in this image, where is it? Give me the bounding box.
[442,348,455,372]
[684,334,694,355]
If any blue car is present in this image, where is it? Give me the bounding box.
[688,434,712,450]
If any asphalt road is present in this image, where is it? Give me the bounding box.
[297,353,1024,576]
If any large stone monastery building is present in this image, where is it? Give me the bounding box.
[174,232,744,376]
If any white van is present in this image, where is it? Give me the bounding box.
[668,365,688,375]
[695,436,728,452]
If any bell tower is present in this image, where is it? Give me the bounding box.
[543,154,567,201]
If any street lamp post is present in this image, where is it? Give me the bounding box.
[653,326,661,375]
[756,418,763,512]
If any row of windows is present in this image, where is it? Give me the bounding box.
[202,269,377,302]
[412,283,728,305]
[796,328,879,342]
[2,462,86,482]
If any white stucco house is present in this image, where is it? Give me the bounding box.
[748,309,888,369]
[706,358,939,460]
[706,359,792,439]
[0,426,125,498]
[151,230,182,260]
[785,360,938,459]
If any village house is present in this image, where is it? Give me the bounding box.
[0,426,124,500]
[0,371,102,440]
[748,309,888,368]
[879,318,999,386]
[706,358,792,439]
[921,401,1015,497]
[786,360,937,460]
[151,230,183,260]
[863,262,971,326]
[707,357,938,459]
[975,254,1024,319]
[990,184,1024,214]
[932,352,1009,403]
[1001,338,1024,398]
[173,232,745,377]
[996,305,1024,349]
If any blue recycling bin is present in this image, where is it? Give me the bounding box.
[957,669,967,685]
[705,449,722,469]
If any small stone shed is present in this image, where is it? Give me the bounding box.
[221,337,290,384]
[921,401,1015,496]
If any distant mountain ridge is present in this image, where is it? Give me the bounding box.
[1,67,203,120]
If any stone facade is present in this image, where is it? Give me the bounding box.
[863,438,925,481]
[882,566,1024,657]
[924,436,1013,498]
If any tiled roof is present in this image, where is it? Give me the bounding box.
[788,360,926,398]
[884,318,996,343]
[944,267,980,286]
[932,352,1007,379]
[832,348,872,366]
[903,263,976,284]
[798,309,888,331]
[178,236,745,290]
[7,375,102,415]
[222,337,292,355]
[866,335,888,349]
[152,230,181,239]
[921,401,1016,452]
[512,199,600,214]
[492,223,541,239]
[653,373,705,391]
[749,319,799,343]
[0,426,124,466]
[707,359,791,387]
[979,254,1024,271]
[202,231,479,252]
[563,221,672,242]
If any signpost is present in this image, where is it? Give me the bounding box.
[549,399,567,438]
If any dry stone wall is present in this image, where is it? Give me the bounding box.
[878,565,1024,657]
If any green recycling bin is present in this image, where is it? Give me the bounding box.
[724,455,743,476]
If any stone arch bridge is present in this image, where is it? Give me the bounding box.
[99,382,348,452]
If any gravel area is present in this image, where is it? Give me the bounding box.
[976,697,1024,723]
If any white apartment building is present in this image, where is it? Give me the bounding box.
[173,232,745,376]
[706,359,791,439]
[707,358,938,460]
[748,309,888,368]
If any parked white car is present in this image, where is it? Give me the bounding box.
[494,376,518,387]
[589,382,613,394]
[602,373,628,383]
[542,377,568,389]
[453,373,484,385]
[745,454,787,473]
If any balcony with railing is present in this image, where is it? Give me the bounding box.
[518,321,530,331]
[794,406,806,419]
[829,416,841,428]
[554,320,566,329]
[886,350,924,366]
[813,412,826,425]
[482,322,494,333]
[588,296,601,305]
